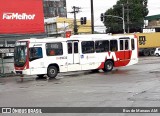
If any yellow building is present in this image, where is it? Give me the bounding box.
[56,17,92,34]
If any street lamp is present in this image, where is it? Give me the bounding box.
[104,15,126,34]
[101,4,126,34]
[122,4,125,34]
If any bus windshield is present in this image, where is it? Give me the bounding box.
[14,42,27,67]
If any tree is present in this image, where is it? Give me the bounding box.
[103,0,149,34]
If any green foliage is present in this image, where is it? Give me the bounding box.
[103,0,149,34]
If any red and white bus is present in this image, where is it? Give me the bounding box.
[14,34,138,78]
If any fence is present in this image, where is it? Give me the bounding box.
[0,57,15,77]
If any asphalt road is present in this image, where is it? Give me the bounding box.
[1,56,160,116]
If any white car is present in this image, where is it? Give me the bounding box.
[154,48,160,56]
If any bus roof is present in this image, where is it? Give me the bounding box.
[70,34,135,40]
[17,37,68,43]
[17,34,135,43]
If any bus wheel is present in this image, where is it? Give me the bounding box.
[103,60,113,72]
[143,49,150,56]
[47,66,58,78]
[149,49,155,56]
[37,74,45,78]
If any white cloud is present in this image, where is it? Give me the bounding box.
[148,0,160,16]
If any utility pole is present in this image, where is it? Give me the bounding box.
[127,0,130,33]
[91,0,94,34]
[122,4,126,34]
[69,6,81,35]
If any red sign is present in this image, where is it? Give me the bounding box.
[65,31,72,38]
[0,0,44,34]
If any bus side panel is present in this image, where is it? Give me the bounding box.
[96,52,124,69]
[80,53,98,70]
[126,38,138,66]
[94,52,109,69]
[28,42,68,75]
[28,43,47,75]
[97,51,133,69]
[44,42,68,73]
[114,51,132,67]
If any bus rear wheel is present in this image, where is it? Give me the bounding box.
[102,60,113,72]
[47,66,58,78]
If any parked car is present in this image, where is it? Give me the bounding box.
[154,48,160,56]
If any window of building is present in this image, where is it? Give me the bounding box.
[43,0,67,18]
[46,23,57,33]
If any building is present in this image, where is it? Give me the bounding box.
[0,0,69,74]
[0,0,46,58]
[43,0,67,18]
[144,14,160,32]
[44,17,92,37]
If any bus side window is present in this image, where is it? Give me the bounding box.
[120,40,124,50]
[82,41,94,54]
[67,43,72,54]
[104,40,109,52]
[46,42,63,56]
[29,47,43,61]
[131,39,135,50]
[110,40,118,51]
[49,50,55,56]
[95,40,109,53]
[125,40,129,50]
[74,42,78,53]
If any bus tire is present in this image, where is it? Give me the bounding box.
[143,49,150,56]
[47,66,58,78]
[103,60,113,72]
[149,49,155,56]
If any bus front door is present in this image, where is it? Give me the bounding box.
[67,41,81,71]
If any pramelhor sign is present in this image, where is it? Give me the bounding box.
[3,13,35,20]
[0,0,44,34]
